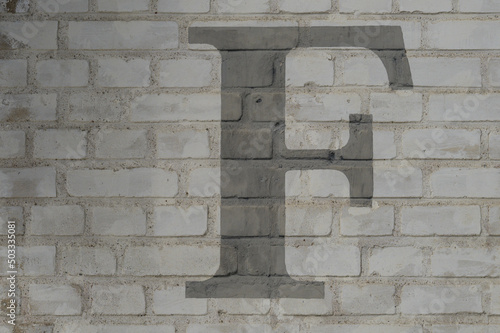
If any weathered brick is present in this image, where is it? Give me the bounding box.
[91,206,146,236]
[36,0,88,12]
[431,247,500,277]
[157,129,210,159]
[490,206,500,235]
[374,165,423,198]
[130,94,220,122]
[0,131,25,158]
[0,21,57,49]
[28,284,81,315]
[0,246,55,276]
[409,57,482,87]
[153,286,207,315]
[428,21,500,49]
[56,324,174,333]
[368,247,424,276]
[430,168,500,198]
[95,129,148,159]
[278,287,334,315]
[66,168,178,197]
[344,57,391,86]
[286,51,334,86]
[159,59,212,87]
[60,247,116,276]
[489,59,500,86]
[286,170,350,198]
[154,206,207,236]
[340,285,396,314]
[370,92,423,122]
[0,207,23,235]
[122,245,236,276]
[90,285,145,315]
[68,21,178,49]
[490,133,500,159]
[401,285,482,314]
[400,0,452,12]
[36,60,89,87]
[97,58,150,87]
[429,94,500,121]
[0,167,56,198]
[402,206,481,236]
[340,205,394,236]
[286,93,361,121]
[215,299,270,315]
[69,92,125,122]
[491,285,500,315]
[188,167,220,197]
[216,0,270,13]
[0,94,57,122]
[97,0,149,11]
[31,205,84,235]
[431,326,500,333]
[374,131,397,159]
[34,129,87,159]
[158,0,210,12]
[278,0,331,12]
[0,60,27,87]
[285,205,332,236]
[310,325,422,333]
[221,128,273,159]
[339,0,392,13]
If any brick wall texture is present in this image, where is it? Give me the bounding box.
[1,0,500,332]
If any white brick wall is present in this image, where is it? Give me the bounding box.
[28,284,82,315]
[97,58,151,87]
[36,60,89,87]
[0,60,27,87]
[31,205,85,235]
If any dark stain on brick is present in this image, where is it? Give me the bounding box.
[6,0,18,13]
[6,107,30,122]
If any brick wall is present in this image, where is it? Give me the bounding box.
[1,0,500,332]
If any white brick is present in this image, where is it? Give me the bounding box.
[402,129,481,159]
[31,205,84,235]
[428,21,500,49]
[431,248,500,277]
[460,0,500,12]
[130,94,220,122]
[368,247,424,276]
[429,94,500,121]
[374,131,397,159]
[0,131,25,158]
[36,0,88,12]
[91,285,145,315]
[431,168,500,198]
[60,247,116,275]
[278,0,331,12]
[0,94,57,122]
[0,167,56,198]
[122,245,232,276]
[216,0,270,13]
[157,129,210,159]
[370,92,423,122]
[153,286,207,315]
[0,60,26,87]
[98,0,149,11]
[0,0,28,12]
[344,57,390,86]
[401,285,482,314]
[285,205,332,236]
[310,325,423,333]
[216,299,270,315]
[91,206,146,236]
[286,51,334,86]
[278,287,334,315]
[285,243,360,276]
[36,60,89,87]
[188,325,275,333]
[67,168,178,197]
[0,207,23,235]
[339,0,392,13]
[28,284,81,315]
[402,206,481,236]
[68,21,178,49]
[340,285,396,314]
[286,93,361,121]
[340,205,394,236]
[491,285,500,315]
[57,324,174,333]
[188,168,220,197]
[490,206,500,235]
[97,58,150,87]
[154,206,207,236]
[0,21,57,49]
[400,0,452,12]
[285,123,348,150]
[69,92,125,122]
[95,129,148,159]
[159,59,212,87]
[0,246,55,276]
[432,325,500,333]
[158,0,210,13]
[489,59,500,87]
[408,58,482,87]
[286,170,350,198]
[34,129,87,159]
[374,164,423,198]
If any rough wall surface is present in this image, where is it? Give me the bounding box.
[0,0,500,332]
